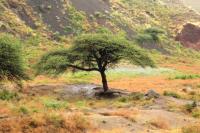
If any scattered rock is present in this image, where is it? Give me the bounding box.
[145,89,160,99]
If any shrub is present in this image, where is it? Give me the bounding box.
[184,101,197,113]
[163,91,181,99]
[192,109,200,118]
[0,34,28,84]
[135,27,166,44]
[0,89,18,100]
[129,92,144,100]
[19,106,29,115]
[118,97,129,103]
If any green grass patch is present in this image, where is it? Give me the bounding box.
[62,67,176,83]
[170,74,200,80]
[163,91,181,99]
[0,90,18,101]
[75,100,87,108]
[106,67,175,81]
[41,98,68,110]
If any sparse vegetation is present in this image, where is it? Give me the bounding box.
[0,89,18,101]
[171,74,200,80]
[184,101,197,113]
[163,91,181,99]
[182,124,200,133]
[65,5,88,35]
[19,106,29,115]
[42,98,68,110]
[0,0,200,132]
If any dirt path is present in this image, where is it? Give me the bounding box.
[88,108,198,133]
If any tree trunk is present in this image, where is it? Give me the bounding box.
[100,71,109,92]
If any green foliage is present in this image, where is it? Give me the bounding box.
[37,33,155,75]
[163,91,181,99]
[0,34,28,82]
[95,27,113,34]
[37,33,155,91]
[135,27,166,44]
[25,35,41,46]
[171,74,200,80]
[118,92,144,103]
[19,106,29,114]
[42,98,68,110]
[192,109,200,118]
[129,92,144,100]
[118,97,129,103]
[184,101,197,113]
[0,89,18,101]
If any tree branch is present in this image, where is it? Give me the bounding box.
[68,65,99,72]
[102,61,108,69]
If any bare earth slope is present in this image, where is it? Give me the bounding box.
[176,23,200,50]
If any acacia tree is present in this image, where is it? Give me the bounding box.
[37,33,155,92]
[0,34,28,86]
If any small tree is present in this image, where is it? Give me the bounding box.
[37,33,155,92]
[0,34,28,85]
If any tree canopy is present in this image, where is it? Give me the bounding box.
[0,34,28,83]
[37,33,155,92]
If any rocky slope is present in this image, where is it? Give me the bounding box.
[0,0,200,50]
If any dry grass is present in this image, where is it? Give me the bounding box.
[0,112,94,133]
[182,123,200,133]
[149,117,170,130]
[99,108,139,122]
[95,128,126,133]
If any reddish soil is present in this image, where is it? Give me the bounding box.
[104,76,200,93]
[176,23,200,50]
